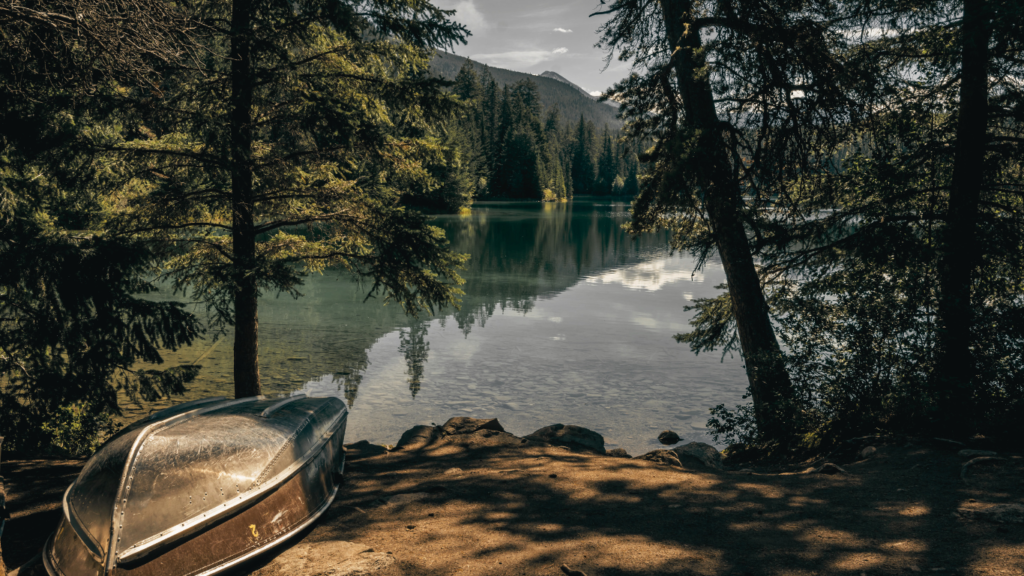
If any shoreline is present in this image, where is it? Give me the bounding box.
[5,417,1023,576]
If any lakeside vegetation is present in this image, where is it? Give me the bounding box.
[1,0,1023,461]
[418,62,640,211]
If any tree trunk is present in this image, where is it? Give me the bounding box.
[660,0,795,439]
[933,1,992,433]
[1,480,6,576]
[230,0,260,398]
[1,437,6,576]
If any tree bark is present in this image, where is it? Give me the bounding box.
[1,478,6,576]
[1,436,6,576]
[230,0,261,398]
[934,1,992,433]
[660,0,795,439]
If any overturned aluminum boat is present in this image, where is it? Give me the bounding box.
[43,394,348,576]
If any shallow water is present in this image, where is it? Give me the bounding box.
[126,199,749,456]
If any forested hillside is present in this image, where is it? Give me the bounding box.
[431,51,622,130]
[408,62,639,211]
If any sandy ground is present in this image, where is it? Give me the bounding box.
[3,423,1023,576]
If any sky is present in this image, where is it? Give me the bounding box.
[431,0,632,96]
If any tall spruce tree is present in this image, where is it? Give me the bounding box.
[596,128,617,195]
[570,115,597,195]
[1,0,205,456]
[597,0,856,440]
[107,0,470,398]
[807,0,1024,434]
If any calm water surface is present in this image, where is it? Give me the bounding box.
[129,200,749,455]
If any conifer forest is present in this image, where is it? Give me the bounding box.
[1,0,1023,462]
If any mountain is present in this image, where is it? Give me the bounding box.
[540,71,622,111]
[430,51,622,129]
[538,71,596,99]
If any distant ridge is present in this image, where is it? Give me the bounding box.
[539,70,596,99]
[431,51,622,129]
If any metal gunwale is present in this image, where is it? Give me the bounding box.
[113,400,348,565]
[42,532,60,576]
[62,485,104,563]
[139,397,227,423]
[260,393,307,418]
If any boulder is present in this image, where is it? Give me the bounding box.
[637,449,682,467]
[671,442,724,470]
[253,540,394,576]
[607,448,631,458]
[524,424,605,454]
[394,425,438,451]
[657,430,681,445]
[439,417,505,437]
[344,440,389,460]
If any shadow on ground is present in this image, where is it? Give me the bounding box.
[3,427,1022,576]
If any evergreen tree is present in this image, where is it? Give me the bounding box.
[570,115,596,195]
[108,0,470,398]
[453,61,480,102]
[1,0,204,454]
[600,0,815,439]
[596,128,617,195]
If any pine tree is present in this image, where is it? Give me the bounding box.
[599,0,800,439]
[108,0,470,398]
[453,61,480,102]
[570,115,596,195]
[596,128,617,195]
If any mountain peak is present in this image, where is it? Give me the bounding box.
[539,71,595,100]
[430,52,622,128]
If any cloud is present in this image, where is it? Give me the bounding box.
[553,27,573,33]
[442,0,490,33]
[589,90,603,97]
[471,47,570,69]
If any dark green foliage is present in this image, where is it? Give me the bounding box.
[442,65,638,201]
[104,0,473,396]
[596,128,618,195]
[603,0,1024,445]
[1,42,204,454]
[570,116,598,196]
[0,224,202,455]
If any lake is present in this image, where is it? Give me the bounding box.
[127,199,749,456]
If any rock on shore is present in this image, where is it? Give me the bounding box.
[524,423,606,454]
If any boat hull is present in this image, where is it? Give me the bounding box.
[42,395,348,576]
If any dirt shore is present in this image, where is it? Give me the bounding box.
[3,421,1023,576]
